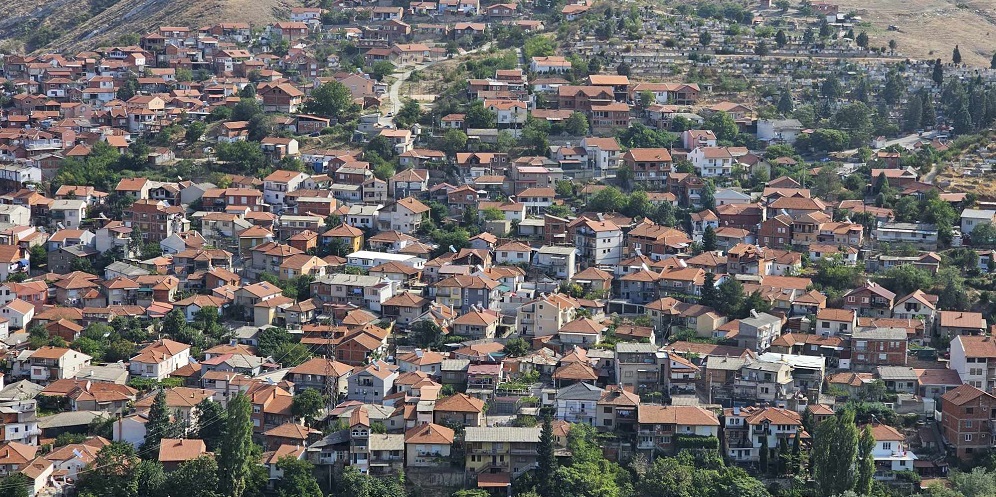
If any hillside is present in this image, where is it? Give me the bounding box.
[0,0,306,54]
[829,0,996,67]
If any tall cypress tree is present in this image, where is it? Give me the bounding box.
[218,393,254,497]
[140,388,172,457]
[700,272,717,309]
[813,410,859,497]
[855,425,876,495]
[791,430,802,474]
[537,414,557,497]
[932,59,944,86]
[759,431,769,475]
[702,225,717,252]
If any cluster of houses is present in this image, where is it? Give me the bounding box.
[2,0,996,494]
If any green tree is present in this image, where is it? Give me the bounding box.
[140,389,174,457]
[953,45,962,64]
[77,442,141,497]
[438,129,468,157]
[775,29,787,47]
[587,186,628,213]
[185,121,206,143]
[699,30,712,46]
[275,456,322,497]
[880,264,933,296]
[702,225,717,252]
[564,112,589,136]
[951,467,996,497]
[716,277,745,317]
[759,430,769,475]
[523,35,556,59]
[537,414,557,497]
[821,73,843,100]
[231,98,263,121]
[218,393,254,497]
[700,180,716,210]
[812,410,859,497]
[625,191,652,219]
[408,320,445,349]
[703,111,739,141]
[465,101,497,129]
[992,52,996,70]
[305,81,358,119]
[520,117,551,155]
[503,337,530,357]
[903,95,924,132]
[395,99,422,128]
[932,59,944,86]
[169,456,221,497]
[370,60,395,81]
[273,342,312,367]
[855,425,875,495]
[292,388,326,424]
[0,473,31,497]
[855,31,869,48]
[195,398,226,452]
[700,272,718,309]
[777,89,794,115]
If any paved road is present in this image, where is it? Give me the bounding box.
[380,43,493,128]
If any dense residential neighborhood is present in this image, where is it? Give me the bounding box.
[2,0,996,497]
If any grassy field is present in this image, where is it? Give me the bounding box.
[834,0,996,67]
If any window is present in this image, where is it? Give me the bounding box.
[965,434,973,442]
[882,442,892,450]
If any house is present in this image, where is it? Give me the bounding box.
[451,309,501,340]
[843,282,895,318]
[688,147,734,177]
[864,423,917,476]
[555,382,604,426]
[963,209,996,236]
[723,406,803,463]
[871,222,938,250]
[1,299,34,331]
[157,438,209,470]
[129,339,191,380]
[346,361,398,404]
[948,335,996,390]
[916,368,963,401]
[18,347,92,383]
[849,328,908,371]
[463,427,540,479]
[815,308,857,337]
[257,82,304,113]
[434,275,500,314]
[388,169,429,199]
[404,423,454,468]
[736,312,783,353]
[530,56,572,74]
[434,392,485,427]
[938,311,987,337]
[263,170,309,208]
[636,405,720,455]
[940,385,996,461]
[574,218,623,268]
[378,197,429,233]
[622,148,672,190]
[892,290,937,331]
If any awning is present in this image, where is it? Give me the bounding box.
[477,473,511,488]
